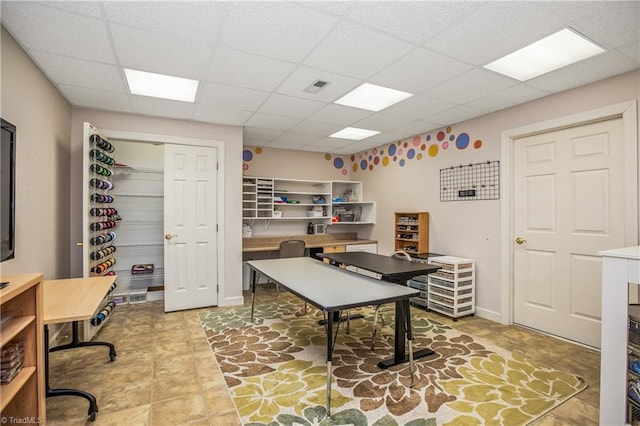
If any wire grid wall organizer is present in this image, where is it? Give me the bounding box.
[440,160,500,201]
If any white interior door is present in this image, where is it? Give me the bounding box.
[513,118,626,347]
[164,143,218,312]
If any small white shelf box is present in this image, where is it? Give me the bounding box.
[427,256,475,320]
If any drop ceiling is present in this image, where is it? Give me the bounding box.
[2,1,638,154]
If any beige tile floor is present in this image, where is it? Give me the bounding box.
[45,287,600,425]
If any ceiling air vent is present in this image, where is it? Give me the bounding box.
[304,79,330,94]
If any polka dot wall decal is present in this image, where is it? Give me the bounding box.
[403,142,408,148]
[413,136,421,146]
[342,169,348,175]
[243,163,249,170]
[350,154,355,162]
[399,159,405,166]
[255,147,263,154]
[407,149,415,159]
[369,164,373,171]
[373,156,380,165]
[437,131,445,141]
[474,139,482,149]
[446,126,451,133]
[243,150,253,162]
[368,154,373,161]
[325,153,331,160]
[333,157,344,169]
[352,163,358,172]
[398,149,403,156]
[388,144,397,156]
[443,141,449,149]
[456,133,470,149]
[426,134,431,141]
[373,148,378,155]
[449,135,455,141]
[382,157,390,166]
[417,153,423,160]
[428,144,439,157]
[393,155,397,162]
[360,160,367,170]
[421,144,426,151]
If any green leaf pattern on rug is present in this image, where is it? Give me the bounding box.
[199,299,586,425]
[441,352,586,425]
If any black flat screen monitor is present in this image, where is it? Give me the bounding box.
[1,119,16,262]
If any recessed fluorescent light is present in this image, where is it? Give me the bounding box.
[483,28,605,81]
[334,83,413,112]
[330,127,380,141]
[124,68,199,102]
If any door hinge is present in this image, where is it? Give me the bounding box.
[216,224,219,232]
[216,162,219,171]
[217,284,219,293]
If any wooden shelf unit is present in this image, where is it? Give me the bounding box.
[0,273,45,423]
[394,212,429,255]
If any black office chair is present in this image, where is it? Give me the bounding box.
[275,239,306,298]
[370,250,412,351]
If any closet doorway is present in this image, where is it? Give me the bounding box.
[86,125,224,313]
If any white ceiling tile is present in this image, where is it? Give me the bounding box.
[618,41,640,64]
[371,48,473,94]
[103,1,229,43]
[30,51,126,93]
[257,94,326,119]
[346,1,486,45]
[58,85,132,112]
[303,137,360,154]
[276,66,362,102]
[267,132,323,150]
[353,114,416,132]
[197,83,269,111]
[303,21,415,79]
[423,2,565,66]
[218,2,338,62]
[39,1,103,18]
[110,24,213,80]
[131,96,195,120]
[290,120,344,136]
[299,2,354,17]
[467,84,550,113]
[244,113,301,131]
[539,1,640,49]
[193,104,252,126]
[425,69,517,105]
[388,121,440,138]
[243,127,285,145]
[381,95,456,120]
[1,2,115,63]
[207,47,295,92]
[422,105,487,127]
[308,104,373,126]
[526,50,640,93]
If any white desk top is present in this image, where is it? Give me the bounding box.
[599,245,640,260]
[247,257,419,311]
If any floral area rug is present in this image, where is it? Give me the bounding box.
[199,299,586,426]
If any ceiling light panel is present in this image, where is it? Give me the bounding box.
[124,68,199,102]
[330,127,380,140]
[483,28,605,81]
[334,83,414,112]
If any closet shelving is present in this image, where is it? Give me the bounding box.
[82,123,119,341]
[110,153,164,294]
[628,310,640,422]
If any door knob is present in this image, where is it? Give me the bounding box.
[165,233,178,240]
[515,236,527,245]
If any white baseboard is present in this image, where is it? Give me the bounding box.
[220,296,244,307]
[474,306,501,323]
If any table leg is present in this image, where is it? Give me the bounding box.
[250,268,257,323]
[326,311,334,418]
[45,323,105,422]
[377,299,434,369]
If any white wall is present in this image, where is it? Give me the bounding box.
[70,109,244,306]
[0,26,72,279]
[356,70,640,320]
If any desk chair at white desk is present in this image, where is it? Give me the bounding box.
[247,257,422,416]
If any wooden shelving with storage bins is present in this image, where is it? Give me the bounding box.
[0,273,45,423]
[394,212,429,255]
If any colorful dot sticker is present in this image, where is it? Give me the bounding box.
[333,157,344,169]
[456,133,470,150]
[243,150,253,162]
[428,144,439,157]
